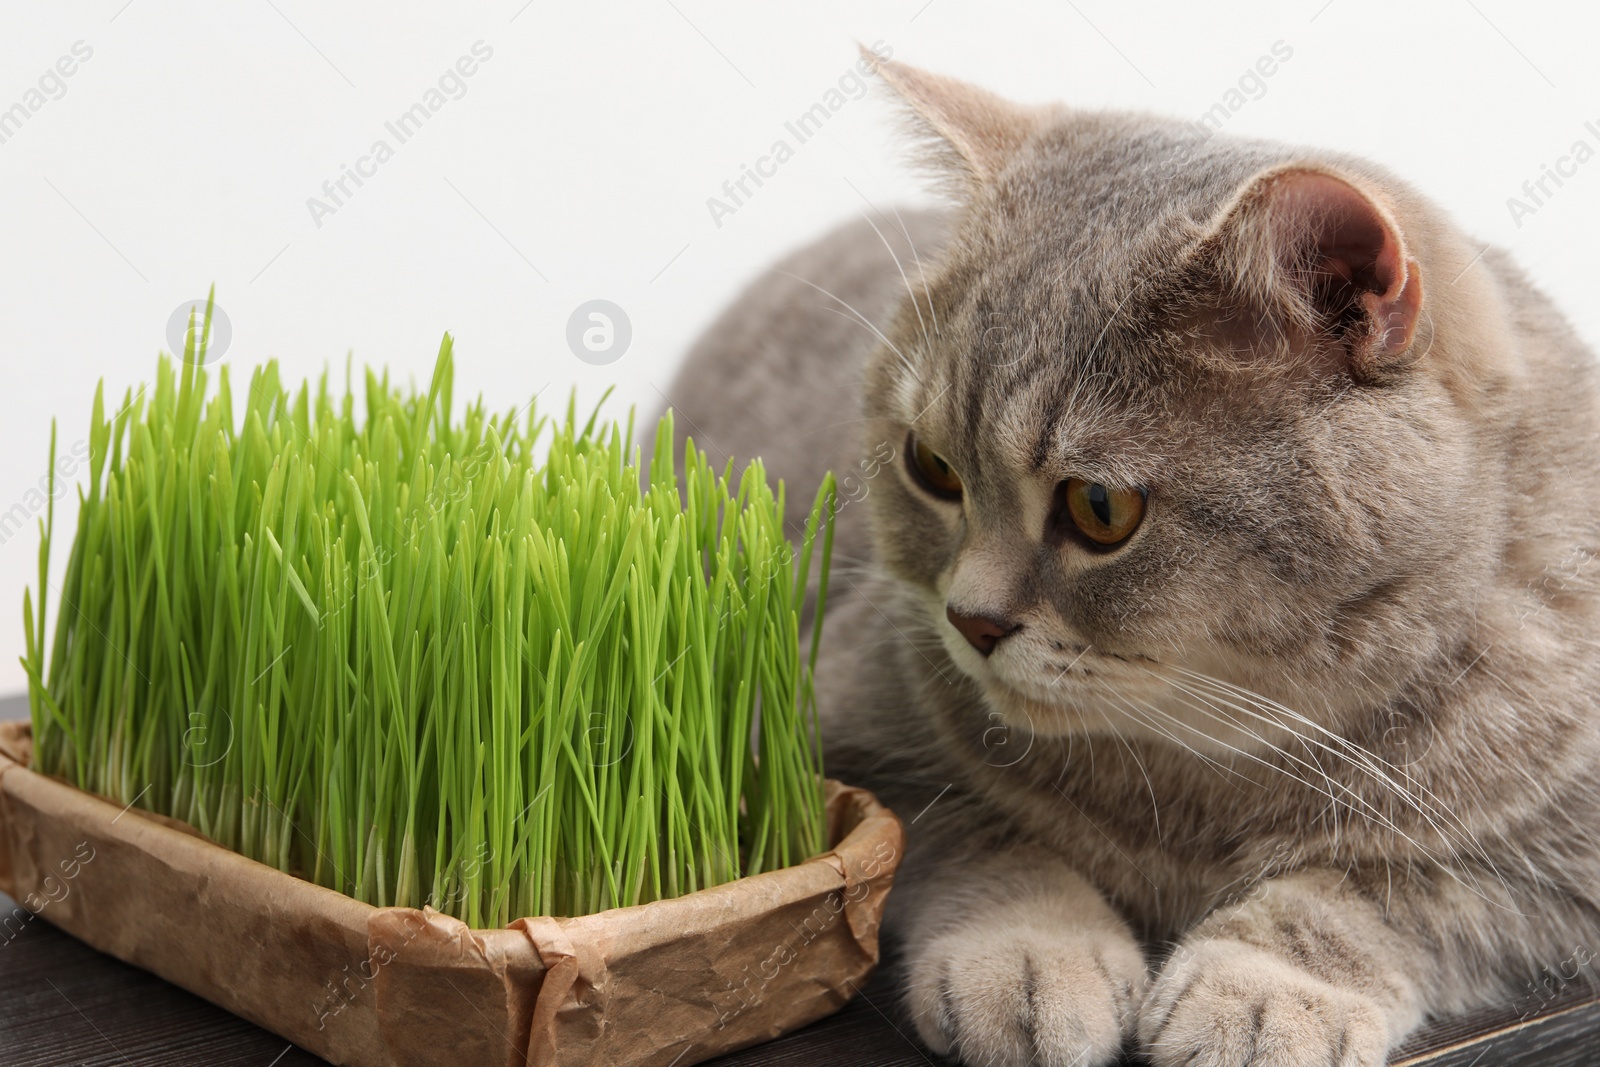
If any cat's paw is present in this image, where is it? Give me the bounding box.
[904,919,1145,1067]
[1138,938,1389,1067]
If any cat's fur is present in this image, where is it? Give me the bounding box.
[664,55,1600,1066]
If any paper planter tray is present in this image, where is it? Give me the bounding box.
[0,721,904,1067]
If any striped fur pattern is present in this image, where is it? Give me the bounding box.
[664,58,1600,1066]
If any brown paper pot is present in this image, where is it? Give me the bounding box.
[0,720,904,1067]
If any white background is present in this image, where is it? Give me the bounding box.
[0,0,1596,695]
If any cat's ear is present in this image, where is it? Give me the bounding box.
[1207,167,1425,382]
[862,48,1043,194]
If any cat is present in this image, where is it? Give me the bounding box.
[664,52,1600,1066]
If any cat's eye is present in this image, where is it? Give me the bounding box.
[906,432,963,500]
[1062,478,1147,546]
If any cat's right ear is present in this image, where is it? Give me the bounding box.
[1200,167,1426,383]
[862,48,1044,196]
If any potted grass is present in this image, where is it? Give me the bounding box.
[0,310,903,1067]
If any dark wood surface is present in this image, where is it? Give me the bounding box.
[2,694,1598,1067]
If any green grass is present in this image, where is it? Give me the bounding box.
[20,309,835,926]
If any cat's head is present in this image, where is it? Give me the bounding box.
[859,56,1518,755]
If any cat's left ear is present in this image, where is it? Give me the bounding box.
[862,48,1044,196]
[1207,167,1425,382]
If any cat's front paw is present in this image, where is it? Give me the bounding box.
[1138,938,1388,1067]
[904,918,1145,1067]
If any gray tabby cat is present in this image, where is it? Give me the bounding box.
[665,54,1600,1066]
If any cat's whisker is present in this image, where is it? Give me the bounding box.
[1172,667,1430,787]
[1139,671,1452,844]
[1135,706,1361,878]
[1152,683,1521,917]
[851,205,933,353]
[1145,677,1402,841]
[776,270,921,383]
[1163,671,1462,842]
[792,415,878,442]
[815,552,878,569]
[1086,277,1150,363]
[1105,692,1245,786]
[1162,684,1341,804]
[880,203,941,337]
[1160,668,1522,909]
[1171,667,1481,840]
[1097,697,1165,845]
[815,306,920,382]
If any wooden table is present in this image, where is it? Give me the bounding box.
[2,695,1596,1066]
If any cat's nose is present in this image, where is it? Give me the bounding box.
[945,603,1020,657]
